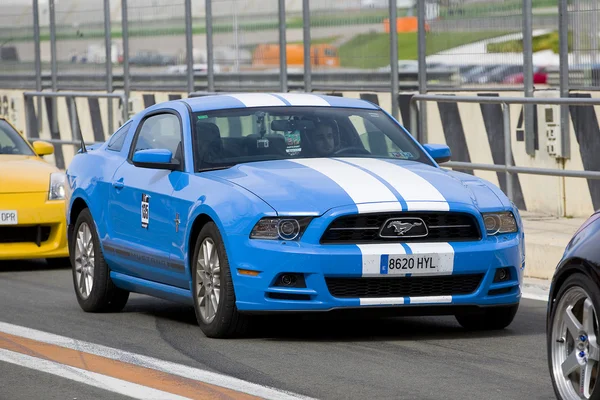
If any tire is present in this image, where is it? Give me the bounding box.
[46,257,71,268]
[547,273,600,400]
[191,221,249,338]
[455,304,519,330]
[70,208,129,313]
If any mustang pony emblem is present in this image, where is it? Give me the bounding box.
[386,221,423,235]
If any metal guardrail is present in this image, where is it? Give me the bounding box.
[0,70,460,92]
[22,91,127,166]
[409,94,600,203]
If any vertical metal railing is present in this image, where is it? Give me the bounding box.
[302,0,311,93]
[121,0,130,118]
[184,0,194,94]
[278,0,287,93]
[523,0,535,157]
[104,0,114,136]
[32,0,42,135]
[389,0,399,121]
[206,0,214,92]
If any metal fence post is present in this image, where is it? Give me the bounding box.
[70,96,79,144]
[417,0,427,143]
[559,0,571,159]
[49,0,58,139]
[302,0,311,92]
[206,0,214,92]
[523,0,535,156]
[389,0,399,121]
[33,0,42,135]
[410,98,418,138]
[104,0,113,134]
[185,0,194,93]
[502,102,514,202]
[121,0,130,117]
[278,0,287,93]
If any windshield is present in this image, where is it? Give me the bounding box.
[0,120,35,156]
[191,106,431,171]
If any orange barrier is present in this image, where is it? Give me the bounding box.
[383,16,430,33]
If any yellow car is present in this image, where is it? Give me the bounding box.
[0,117,69,266]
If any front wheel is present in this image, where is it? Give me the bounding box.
[548,273,600,400]
[454,304,519,330]
[70,208,129,313]
[192,222,249,338]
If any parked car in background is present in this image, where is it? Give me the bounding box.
[503,66,548,85]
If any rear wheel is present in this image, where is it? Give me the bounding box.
[70,208,129,313]
[455,304,519,330]
[192,222,249,338]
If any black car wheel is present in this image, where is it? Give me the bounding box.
[70,208,129,313]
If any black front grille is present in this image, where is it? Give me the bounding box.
[0,226,51,246]
[326,274,484,298]
[320,212,481,244]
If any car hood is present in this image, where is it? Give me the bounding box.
[0,155,57,194]
[206,157,508,215]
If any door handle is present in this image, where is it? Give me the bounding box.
[112,180,124,189]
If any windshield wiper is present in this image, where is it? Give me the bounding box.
[197,165,233,172]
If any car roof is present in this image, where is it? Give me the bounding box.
[178,93,380,113]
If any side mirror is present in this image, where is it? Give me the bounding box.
[32,140,54,156]
[423,143,451,164]
[132,149,180,170]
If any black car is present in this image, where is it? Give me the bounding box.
[547,210,600,399]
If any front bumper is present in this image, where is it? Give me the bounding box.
[227,232,524,313]
[0,192,69,260]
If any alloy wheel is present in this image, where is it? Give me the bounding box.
[551,286,600,399]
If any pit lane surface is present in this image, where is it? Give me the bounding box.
[0,260,555,400]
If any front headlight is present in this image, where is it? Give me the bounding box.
[250,217,313,241]
[482,212,517,235]
[49,172,66,200]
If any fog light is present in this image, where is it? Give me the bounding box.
[273,273,306,288]
[280,274,296,286]
[494,268,511,282]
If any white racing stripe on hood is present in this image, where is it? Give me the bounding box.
[227,93,286,107]
[275,93,331,106]
[338,158,449,211]
[290,158,402,213]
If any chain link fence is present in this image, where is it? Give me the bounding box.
[0,1,598,105]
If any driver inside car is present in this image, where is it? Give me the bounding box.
[310,120,339,157]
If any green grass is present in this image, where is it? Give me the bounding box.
[2,10,409,43]
[438,0,557,19]
[487,31,574,53]
[339,31,515,69]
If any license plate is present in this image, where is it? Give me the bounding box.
[380,254,443,275]
[0,210,18,225]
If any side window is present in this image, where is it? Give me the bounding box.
[132,113,182,160]
[107,121,131,152]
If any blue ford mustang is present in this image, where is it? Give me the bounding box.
[65,93,525,338]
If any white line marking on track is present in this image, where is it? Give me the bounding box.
[0,348,190,400]
[0,321,317,400]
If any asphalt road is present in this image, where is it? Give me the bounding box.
[0,259,556,400]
